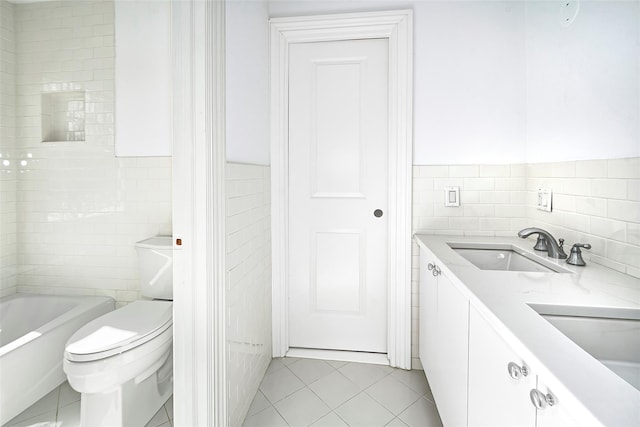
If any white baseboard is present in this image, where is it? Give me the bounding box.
[286,348,390,366]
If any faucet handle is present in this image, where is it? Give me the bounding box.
[566,243,590,266]
[558,238,564,248]
[573,243,591,250]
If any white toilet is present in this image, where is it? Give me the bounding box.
[64,236,174,427]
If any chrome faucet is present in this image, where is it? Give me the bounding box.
[518,228,568,259]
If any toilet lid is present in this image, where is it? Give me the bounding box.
[65,300,172,362]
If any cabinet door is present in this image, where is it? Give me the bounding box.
[534,378,583,427]
[468,306,536,427]
[435,271,469,427]
[419,251,438,381]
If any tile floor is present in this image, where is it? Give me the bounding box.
[3,381,173,427]
[242,358,443,427]
[5,359,441,427]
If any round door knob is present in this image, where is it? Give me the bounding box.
[374,209,383,217]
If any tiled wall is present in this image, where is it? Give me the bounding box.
[0,0,17,296]
[411,157,640,368]
[226,162,272,427]
[527,158,640,277]
[1,0,172,305]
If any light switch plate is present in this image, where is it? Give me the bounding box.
[444,186,460,207]
[537,188,552,212]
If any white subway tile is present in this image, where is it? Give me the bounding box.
[449,165,479,177]
[590,179,627,200]
[606,241,640,269]
[463,177,494,191]
[478,191,510,204]
[463,204,494,217]
[575,159,607,178]
[608,199,640,223]
[572,196,606,217]
[417,165,448,178]
[628,180,640,201]
[628,223,640,246]
[590,217,626,242]
[494,177,526,191]
[433,177,464,190]
[479,165,511,177]
[449,217,479,230]
[607,158,640,179]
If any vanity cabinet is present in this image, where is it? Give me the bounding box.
[468,306,536,426]
[468,306,584,427]
[419,243,589,427]
[419,250,469,427]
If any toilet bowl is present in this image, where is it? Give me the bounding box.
[63,236,174,427]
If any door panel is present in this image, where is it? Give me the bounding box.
[288,38,389,353]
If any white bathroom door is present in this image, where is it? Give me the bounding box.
[288,38,389,353]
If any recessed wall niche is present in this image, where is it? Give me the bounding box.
[41,91,86,142]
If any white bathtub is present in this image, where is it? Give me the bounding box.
[0,293,115,424]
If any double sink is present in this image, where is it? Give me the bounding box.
[446,240,640,392]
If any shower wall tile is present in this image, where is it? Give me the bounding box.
[6,1,172,304]
[226,162,272,427]
[1,0,17,295]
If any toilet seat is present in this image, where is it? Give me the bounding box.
[65,300,172,362]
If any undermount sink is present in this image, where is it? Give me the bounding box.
[530,304,640,391]
[447,242,570,273]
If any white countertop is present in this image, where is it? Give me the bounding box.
[414,234,640,427]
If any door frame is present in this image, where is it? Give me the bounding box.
[172,0,227,425]
[270,10,414,369]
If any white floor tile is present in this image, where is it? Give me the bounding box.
[146,405,170,427]
[397,397,442,427]
[308,371,360,409]
[334,392,395,427]
[274,387,331,426]
[391,370,431,398]
[7,386,174,427]
[281,357,300,366]
[242,406,289,427]
[57,401,81,427]
[247,390,272,418]
[365,375,422,415]
[7,388,59,424]
[58,382,80,408]
[266,358,288,375]
[164,396,173,421]
[287,358,335,385]
[3,410,57,427]
[310,412,349,427]
[386,417,409,427]
[338,362,394,390]
[326,360,348,369]
[259,366,306,403]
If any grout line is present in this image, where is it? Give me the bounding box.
[54,384,62,422]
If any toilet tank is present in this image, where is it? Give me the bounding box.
[135,236,174,300]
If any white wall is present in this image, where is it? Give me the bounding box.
[270,0,528,165]
[271,0,639,165]
[525,1,640,163]
[226,0,270,165]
